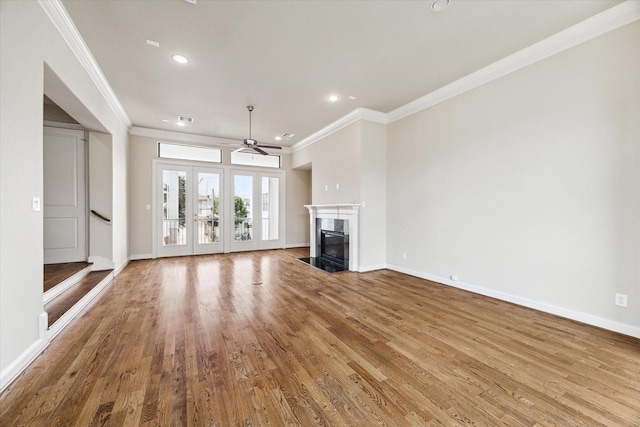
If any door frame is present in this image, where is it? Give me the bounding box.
[228,169,286,253]
[152,159,285,258]
[43,125,88,264]
[154,160,224,258]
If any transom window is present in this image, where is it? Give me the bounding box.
[158,142,222,163]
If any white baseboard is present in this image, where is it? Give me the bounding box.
[285,243,310,249]
[114,259,129,276]
[88,255,115,271]
[0,313,49,391]
[46,272,114,341]
[359,263,387,273]
[43,265,92,304]
[129,253,152,261]
[387,264,640,339]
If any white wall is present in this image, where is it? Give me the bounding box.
[292,122,362,204]
[359,121,387,269]
[88,131,114,269]
[387,22,640,333]
[0,1,129,388]
[292,120,388,269]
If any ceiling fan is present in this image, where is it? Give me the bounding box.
[238,106,282,155]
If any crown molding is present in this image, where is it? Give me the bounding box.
[387,1,640,123]
[130,126,292,153]
[39,0,132,129]
[291,108,387,153]
[293,2,639,153]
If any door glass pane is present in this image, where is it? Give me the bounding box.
[261,177,279,241]
[162,170,186,246]
[234,175,253,241]
[197,172,220,244]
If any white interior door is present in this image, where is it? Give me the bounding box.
[43,127,86,264]
[156,162,223,257]
[229,170,284,252]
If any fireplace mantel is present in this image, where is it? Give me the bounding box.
[305,204,361,271]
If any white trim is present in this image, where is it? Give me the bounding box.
[129,253,153,261]
[131,127,292,154]
[387,264,640,339]
[46,272,114,341]
[43,120,84,130]
[292,108,387,153]
[114,259,129,277]
[305,204,361,272]
[39,0,132,129]
[0,336,48,391]
[291,2,640,151]
[359,264,387,273]
[132,127,237,146]
[43,265,92,304]
[388,1,640,123]
[88,255,115,271]
[285,243,310,249]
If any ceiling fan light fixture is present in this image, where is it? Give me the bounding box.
[431,0,450,12]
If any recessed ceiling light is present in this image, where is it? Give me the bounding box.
[431,0,450,12]
[176,122,186,127]
[162,119,170,123]
[172,54,189,64]
[328,94,339,103]
[146,39,160,48]
[275,136,282,141]
[348,96,357,100]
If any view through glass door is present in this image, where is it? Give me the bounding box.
[156,163,223,257]
[230,170,284,252]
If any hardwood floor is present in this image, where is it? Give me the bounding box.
[2,249,639,426]
[44,262,91,293]
[45,270,113,327]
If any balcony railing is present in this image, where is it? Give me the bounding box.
[235,217,252,241]
[163,218,185,246]
[163,217,272,244]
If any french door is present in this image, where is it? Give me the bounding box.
[156,162,223,257]
[229,170,285,252]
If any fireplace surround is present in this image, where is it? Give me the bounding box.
[301,204,361,272]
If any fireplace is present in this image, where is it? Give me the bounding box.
[320,229,348,268]
[299,217,350,272]
[302,204,361,272]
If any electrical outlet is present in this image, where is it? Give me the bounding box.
[32,197,41,212]
[402,252,407,260]
[615,293,628,307]
[450,274,458,281]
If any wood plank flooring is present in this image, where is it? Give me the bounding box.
[45,270,113,327]
[44,262,91,293]
[2,249,639,426]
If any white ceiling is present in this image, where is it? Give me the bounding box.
[61,0,620,147]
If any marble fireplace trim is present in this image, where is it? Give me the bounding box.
[304,204,361,272]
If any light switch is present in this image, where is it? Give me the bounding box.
[32,197,41,212]
[146,204,151,210]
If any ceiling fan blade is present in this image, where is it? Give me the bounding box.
[256,144,282,150]
[233,147,247,153]
[253,146,269,156]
